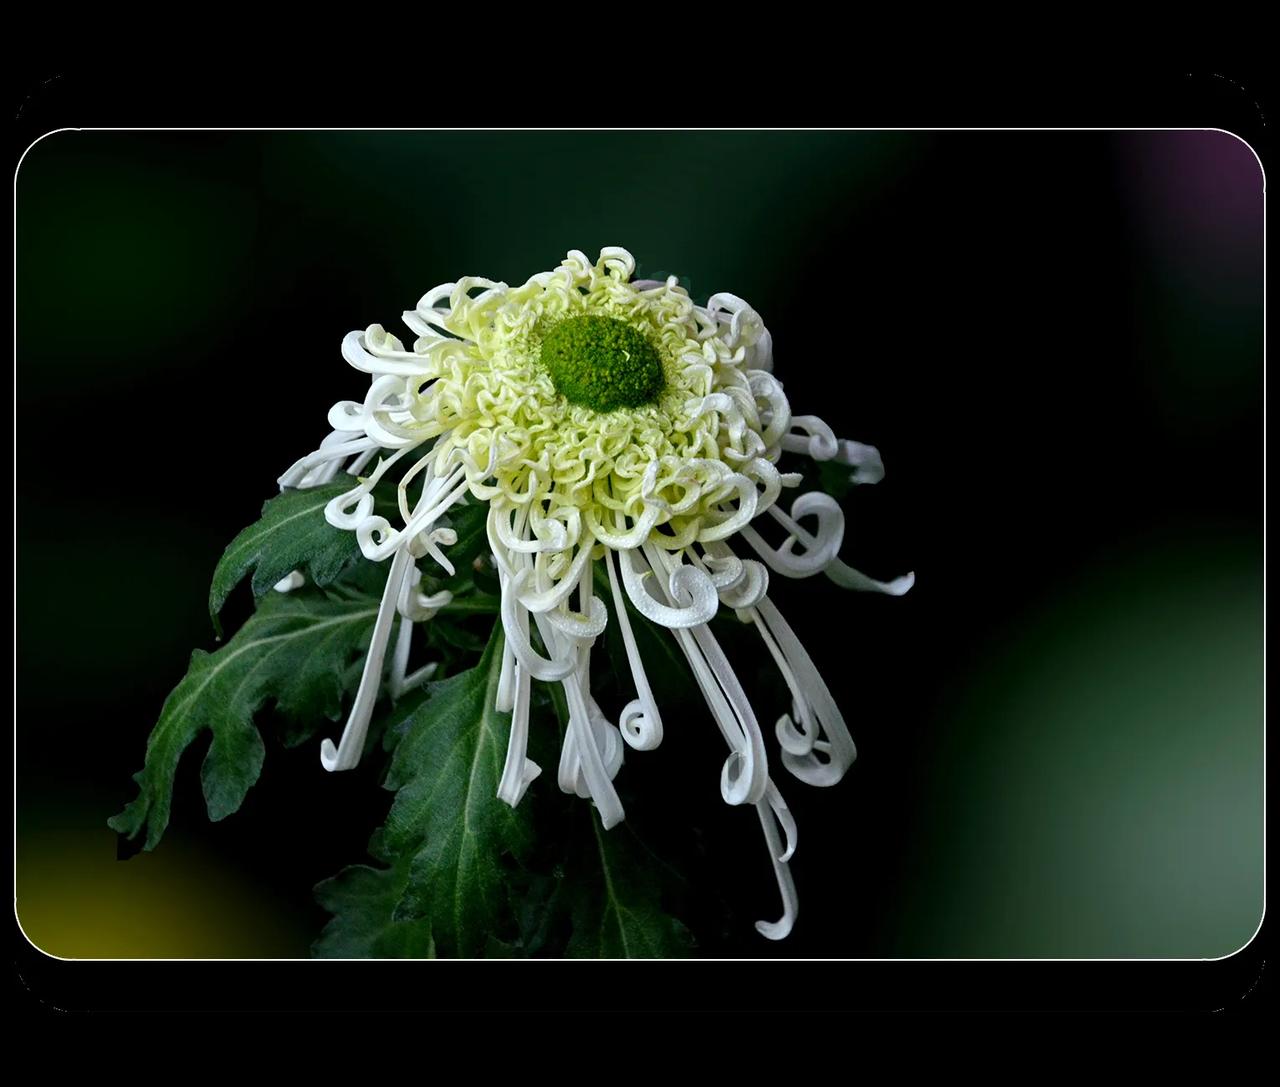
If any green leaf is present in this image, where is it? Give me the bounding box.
[109,589,380,850]
[207,481,370,635]
[483,935,520,958]
[313,850,436,958]
[565,816,694,958]
[513,868,570,955]
[383,623,531,953]
[320,623,533,957]
[426,617,489,654]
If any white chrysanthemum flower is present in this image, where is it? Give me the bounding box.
[279,246,912,940]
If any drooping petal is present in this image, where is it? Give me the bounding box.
[604,549,664,751]
[321,546,415,772]
[741,491,845,578]
[535,611,625,829]
[498,571,577,681]
[750,595,857,787]
[826,561,916,596]
[753,783,800,940]
[781,414,887,485]
[495,606,541,807]
[617,545,719,629]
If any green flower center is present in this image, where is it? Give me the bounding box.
[540,315,665,413]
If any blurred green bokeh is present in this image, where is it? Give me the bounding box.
[17,822,310,959]
[890,532,1262,958]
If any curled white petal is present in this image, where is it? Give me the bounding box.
[491,503,570,555]
[355,465,469,562]
[396,563,454,622]
[781,414,839,460]
[765,780,798,864]
[499,570,577,681]
[387,614,413,701]
[782,415,887,486]
[648,569,768,807]
[833,439,885,485]
[753,326,774,372]
[496,605,542,807]
[705,292,760,350]
[688,625,769,808]
[585,692,626,782]
[543,595,608,642]
[495,635,518,713]
[599,246,636,279]
[695,471,760,544]
[536,613,625,829]
[511,544,595,615]
[326,400,369,436]
[748,371,789,449]
[387,612,439,701]
[754,786,799,940]
[346,446,380,477]
[342,326,436,378]
[719,558,769,610]
[741,491,845,578]
[695,542,744,590]
[405,281,457,336]
[357,374,426,448]
[605,549,664,751]
[617,546,719,630]
[585,503,661,550]
[826,562,915,596]
[278,432,379,490]
[751,595,857,786]
[323,444,417,532]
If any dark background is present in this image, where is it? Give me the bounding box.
[15,130,1263,964]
